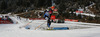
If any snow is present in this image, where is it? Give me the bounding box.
[81,13,95,17]
[76,13,96,17]
[0,15,100,37]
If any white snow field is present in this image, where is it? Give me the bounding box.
[0,15,100,37]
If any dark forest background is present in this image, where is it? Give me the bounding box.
[0,0,100,14]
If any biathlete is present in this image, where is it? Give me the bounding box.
[44,10,51,29]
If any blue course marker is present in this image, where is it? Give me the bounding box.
[53,27,69,30]
[25,25,30,29]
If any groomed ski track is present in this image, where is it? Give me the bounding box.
[0,15,100,37]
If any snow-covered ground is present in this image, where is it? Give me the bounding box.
[80,13,95,17]
[0,15,100,37]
